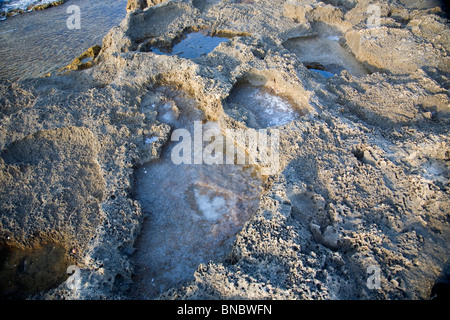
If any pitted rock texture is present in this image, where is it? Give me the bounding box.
[0,0,449,300]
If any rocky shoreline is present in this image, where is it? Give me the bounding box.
[0,0,449,300]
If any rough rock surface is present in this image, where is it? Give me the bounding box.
[126,0,168,12]
[0,0,449,300]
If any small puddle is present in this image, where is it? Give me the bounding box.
[130,86,264,299]
[304,62,344,78]
[309,69,335,78]
[80,56,93,64]
[150,30,230,59]
[224,82,304,129]
[0,242,71,299]
[192,0,222,12]
[283,36,368,77]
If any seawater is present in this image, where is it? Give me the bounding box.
[0,0,127,81]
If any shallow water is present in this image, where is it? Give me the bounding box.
[0,0,127,81]
[151,31,230,59]
[224,83,302,129]
[192,0,221,12]
[310,69,335,78]
[131,86,263,299]
[0,242,70,299]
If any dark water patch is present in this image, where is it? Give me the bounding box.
[0,241,71,299]
[430,261,450,301]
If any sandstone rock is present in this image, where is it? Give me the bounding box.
[127,0,168,12]
[0,126,105,291]
[1,0,449,301]
[126,0,147,11]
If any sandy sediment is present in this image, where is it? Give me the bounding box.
[0,0,449,299]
